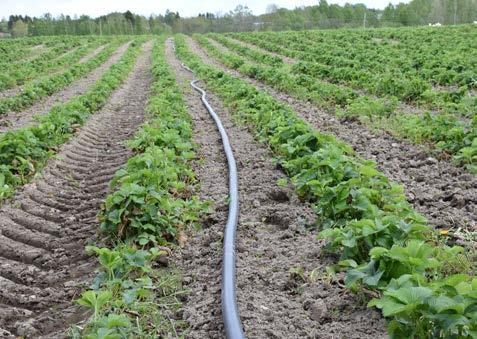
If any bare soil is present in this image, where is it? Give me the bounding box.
[167,39,386,339]
[0,42,131,132]
[187,37,477,233]
[0,41,152,338]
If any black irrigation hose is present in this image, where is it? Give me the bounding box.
[178,55,245,338]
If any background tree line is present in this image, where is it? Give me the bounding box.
[1,0,476,37]
[1,11,173,37]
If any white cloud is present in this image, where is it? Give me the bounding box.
[1,0,407,19]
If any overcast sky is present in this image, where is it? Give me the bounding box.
[1,0,406,19]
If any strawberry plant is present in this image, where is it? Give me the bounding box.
[0,36,106,91]
[76,38,206,338]
[196,31,476,172]
[175,34,476,337]
[0,38,128,115]
[0,40,143,203]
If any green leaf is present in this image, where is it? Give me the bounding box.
[385,286,433,305]
[76,290,112,319]
[428,295,464,314]
[369,296,409,317]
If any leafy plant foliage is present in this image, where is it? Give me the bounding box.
[175,34,476,338]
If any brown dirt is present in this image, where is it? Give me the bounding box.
[0,41,153,338]
[187,37,477,233]
[0,42,131,132]
[166,39,386,339]
[31,44,45,50]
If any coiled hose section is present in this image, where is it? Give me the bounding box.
[179,60,245,338]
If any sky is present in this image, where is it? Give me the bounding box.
[0,0,406,19]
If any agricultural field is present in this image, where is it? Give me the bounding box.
[0,25,475,339]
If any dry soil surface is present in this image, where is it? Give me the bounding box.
[0,41,152,338]
[167,39,386,339]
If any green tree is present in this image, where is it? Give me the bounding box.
[124,10,135,33]
[11,19,28,37]
[0,19,8,33]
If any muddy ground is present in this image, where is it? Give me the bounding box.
[0,41,152,338]
[166,39,386,338]
[188,37,476,234]
[0,42,131,133]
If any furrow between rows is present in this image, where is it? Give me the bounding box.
[167,38,386,339]
[0,41,153,338]
[0,41,130,133]
[186,36,476,232]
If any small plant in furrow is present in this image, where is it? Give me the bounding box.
[73,38,207,338]
[174,34,477,338]
[0,39,144,202]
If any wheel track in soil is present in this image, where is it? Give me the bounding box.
[186,37,477,233]
[0,41,131,133]
[166,40,386,339]
[0,40,153,339]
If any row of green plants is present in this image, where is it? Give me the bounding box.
[0,38,128,115]
[0,36,52,63]
[0,39,144,202]
[209,33,284,67]
[229,30,476,118]
[0,36,85,66]
[175,34,477,338]
[1,39,78,71]
[197,34,477,173]
[73,38,207,338]
[230,26,477,90]
[0,37,107,90]
[211,31,476,119]
[0,37,65,70]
